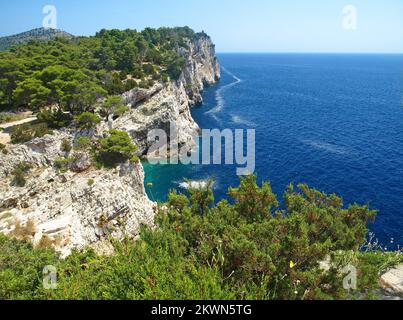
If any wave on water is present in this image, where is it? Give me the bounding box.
[301,139,350,155]
[206,67,242,118]
[179,180,213,190]
[231,115,256,127]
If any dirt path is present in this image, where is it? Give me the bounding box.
[0,116,37,130]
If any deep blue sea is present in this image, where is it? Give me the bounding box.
[145,53,403,248]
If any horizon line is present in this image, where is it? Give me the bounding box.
[217,51,403,55]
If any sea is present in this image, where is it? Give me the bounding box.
[144,53,403,248]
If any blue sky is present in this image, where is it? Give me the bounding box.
[1,0,402,53]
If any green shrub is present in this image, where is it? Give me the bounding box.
[54,157,72,173]
[138,79,149,89]
[113,105,129,117]
[142,64,155,75]
[124,79,138,92]
[60,139,72,153]
[132,65,145,79]
[97,130,137,167]
[152,73,161,81]
[74,136,92,151]
[10,126,32,144]
[161,73,169,83]
[0,234,58,300]
[10,122,52,144]
[87,179,95,187]
[166,56,185,80]
[74,112,101,130]
[0,175,390,300]
[101,96,129,118]
[37,108,72,129]
[12,162,33,187]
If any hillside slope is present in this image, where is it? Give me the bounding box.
[0,28,220,256]
[0,27,73,51]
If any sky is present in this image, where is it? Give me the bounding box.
[0,0,402,53]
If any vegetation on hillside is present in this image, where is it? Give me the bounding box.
[0,175,400,300]
[0,28,73,52]
[0,27,198,113]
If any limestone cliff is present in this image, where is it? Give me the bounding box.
[120,34,220,155]
[0,34,220,256]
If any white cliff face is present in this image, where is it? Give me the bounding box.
[116,81,200,156]
[0,132,155,257]
[117,35,220,156]
[0,35,220,256]
[179,34,221,105]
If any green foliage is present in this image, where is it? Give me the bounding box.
[187,180,215,215]
[0,234,58,300]
[167,189,190,213]
[60,138,72,153]
[101,95,129,118]
[37,108,72,129]
[139,79,154,89]
[87,179,95,187]
[54,157,73,173]
[0,27,200,112]
[42,231,232,300]
[124,79,138,92]
[158,175,379,300]
[355,251,402,298]
[97,130,137,167]
[0,175,397,300]
[74,112,101,130]
[166,56,185,80]
[142,63,155,75]
[0,27,72,51]
[10,122,52,144]
[74,136,92,151]
[12,161,32,187]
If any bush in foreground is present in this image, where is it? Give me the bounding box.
[0,176,400,300]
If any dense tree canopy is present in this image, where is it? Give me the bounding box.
[0,27,200,112]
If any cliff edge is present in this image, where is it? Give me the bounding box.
[0,33,220,256]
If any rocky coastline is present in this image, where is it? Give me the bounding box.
[0,34,220,256]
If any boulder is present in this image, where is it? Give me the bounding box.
[70,153,92,173]
[381,265,403,297]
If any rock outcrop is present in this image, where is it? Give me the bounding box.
[118,34,220,156]
[381,265,403,298]
[0,33,220,256]
[0,131,155,257]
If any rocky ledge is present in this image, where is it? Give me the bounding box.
[0,34,220,256]
[380,265,403,299]
[119,34,220,155]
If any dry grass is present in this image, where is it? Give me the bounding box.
[10,218,36,240]
[36,235,56,249]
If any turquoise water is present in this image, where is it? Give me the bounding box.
[144,53,403,247]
